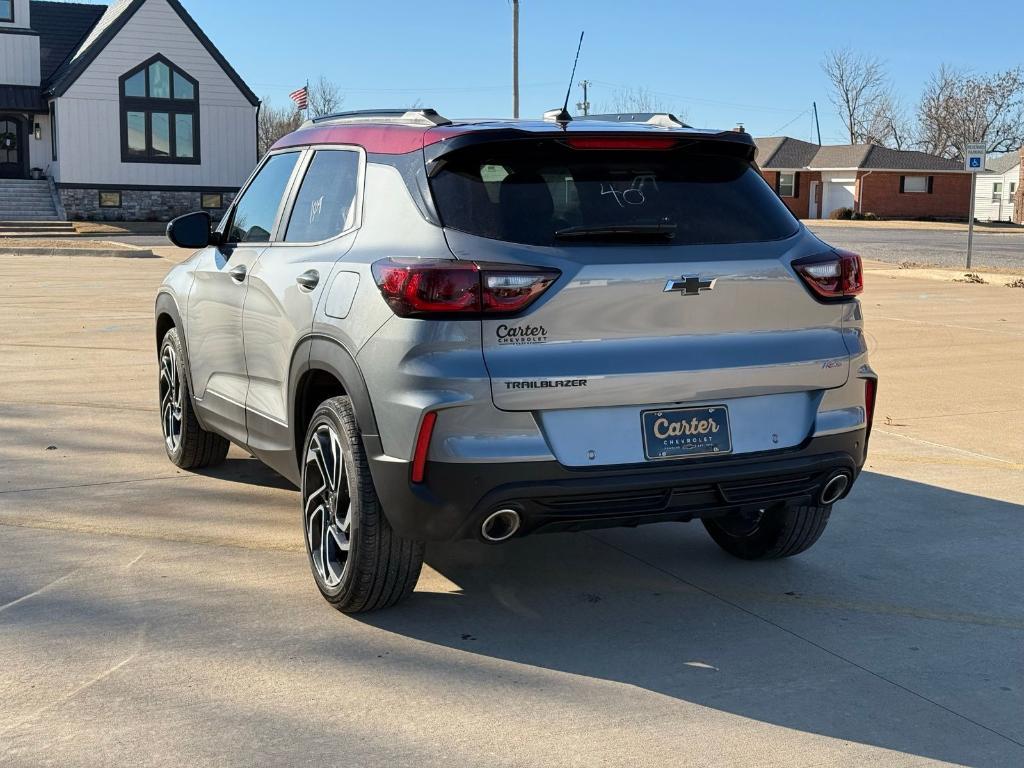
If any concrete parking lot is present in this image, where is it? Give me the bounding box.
[1,249,1022,767]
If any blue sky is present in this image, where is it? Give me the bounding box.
[102,0,1024,141]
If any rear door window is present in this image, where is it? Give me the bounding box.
[429,141,798,247]
[284,149,362,243]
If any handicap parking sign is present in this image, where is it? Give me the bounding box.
[969,157,982,168]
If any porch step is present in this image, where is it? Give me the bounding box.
[0,179,64,223]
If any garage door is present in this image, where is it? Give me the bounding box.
[823,180,856,217]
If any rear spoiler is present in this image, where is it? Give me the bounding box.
[423,126,756,166]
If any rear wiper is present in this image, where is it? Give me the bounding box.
[554,223,677,240]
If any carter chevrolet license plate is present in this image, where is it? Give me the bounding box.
[642,406,732,460]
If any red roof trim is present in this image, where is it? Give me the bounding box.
[270,123,471,155]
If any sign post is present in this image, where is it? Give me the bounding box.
[964,143,987,269]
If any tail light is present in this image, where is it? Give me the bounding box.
[371,259,559,318]
[864,378,877,441]
[794,250,863,300]
[411,411,437,484]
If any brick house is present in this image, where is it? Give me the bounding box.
[755,136,971,220]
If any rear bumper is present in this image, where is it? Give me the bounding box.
[366,429,867,542]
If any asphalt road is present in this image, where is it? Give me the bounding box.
[1,252,1022,767]
[808,224,1024,271]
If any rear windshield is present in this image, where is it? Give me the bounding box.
[428,140,798,246]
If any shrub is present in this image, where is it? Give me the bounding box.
[829,207,854,220]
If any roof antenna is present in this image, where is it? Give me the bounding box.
[550,31,584,126]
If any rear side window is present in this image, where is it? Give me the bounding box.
[228,152,300,243]
[429,141,798,246]
[285,149,361,243]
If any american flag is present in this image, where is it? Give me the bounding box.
[289,85,309,111]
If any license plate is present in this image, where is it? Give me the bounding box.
[642,406,732,460]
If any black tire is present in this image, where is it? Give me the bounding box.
[159,327,229,469]
[301,396,424,613]
[702,503,831,560]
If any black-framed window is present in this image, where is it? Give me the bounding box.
[49,102,57,161]
[0,0,14,23]
[99,191,122,208]
[119,54,199,164]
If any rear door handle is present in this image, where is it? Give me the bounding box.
[296,270,320,291]
[228,264,247,283]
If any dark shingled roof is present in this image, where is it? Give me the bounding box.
[755,136,819,170]
[755,136,964,172]
[0,84,46,112]
[986,153,1021,175]
[30,1,106,83]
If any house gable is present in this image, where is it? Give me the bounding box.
[46,0,258,106]
[50,0,257,190]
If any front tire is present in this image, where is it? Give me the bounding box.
[301,396,424,613]
[703,503,831,560]
[159,327,229,469]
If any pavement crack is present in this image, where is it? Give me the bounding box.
[587,533,1024,752]
[0,474,186,495]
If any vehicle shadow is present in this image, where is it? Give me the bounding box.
[358,471,1024,766]
[192,456,296,491]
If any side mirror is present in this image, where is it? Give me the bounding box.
[166,211,214,249]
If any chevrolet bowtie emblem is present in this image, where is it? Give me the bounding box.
[664,275,717,296]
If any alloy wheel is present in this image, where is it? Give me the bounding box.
[303,424,352,588]
[159,345,183,453]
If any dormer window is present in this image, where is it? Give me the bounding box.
[119,55,199,164]
[0,0,14,23]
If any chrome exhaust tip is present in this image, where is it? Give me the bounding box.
[481,508,521,543]
[820,473,851,505]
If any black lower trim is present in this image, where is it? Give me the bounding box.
[369,430,866,542]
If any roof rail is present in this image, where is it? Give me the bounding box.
[304,109,451,128]
[578,112,692,129]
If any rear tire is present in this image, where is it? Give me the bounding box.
[301,396,424,613]
[159,328,229,469]
[703,503,831,560]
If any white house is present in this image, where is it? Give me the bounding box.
[974,154,1020,223]
[0,0,258,220]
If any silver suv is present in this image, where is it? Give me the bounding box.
[156,109,877,613]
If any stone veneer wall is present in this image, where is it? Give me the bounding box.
[58,188,237,222]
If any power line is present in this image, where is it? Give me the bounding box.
[768,107,812,136]
[587,80,803,114]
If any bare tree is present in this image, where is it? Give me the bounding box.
[307,76,343,119]
[917,65,1024,160]
[862,93,913,149]
[601,86,687,121]
[257,97,303,157]
[822,48,890,144]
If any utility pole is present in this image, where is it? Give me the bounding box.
[576,79,591,116]
[812,101,822,145]
[512,0,520,119]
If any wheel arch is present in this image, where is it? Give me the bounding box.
[292,335,380,470]
[154,290,203,422]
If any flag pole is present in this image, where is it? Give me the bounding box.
[306,79,310,119]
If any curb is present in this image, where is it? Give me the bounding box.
[0,247,158,259]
